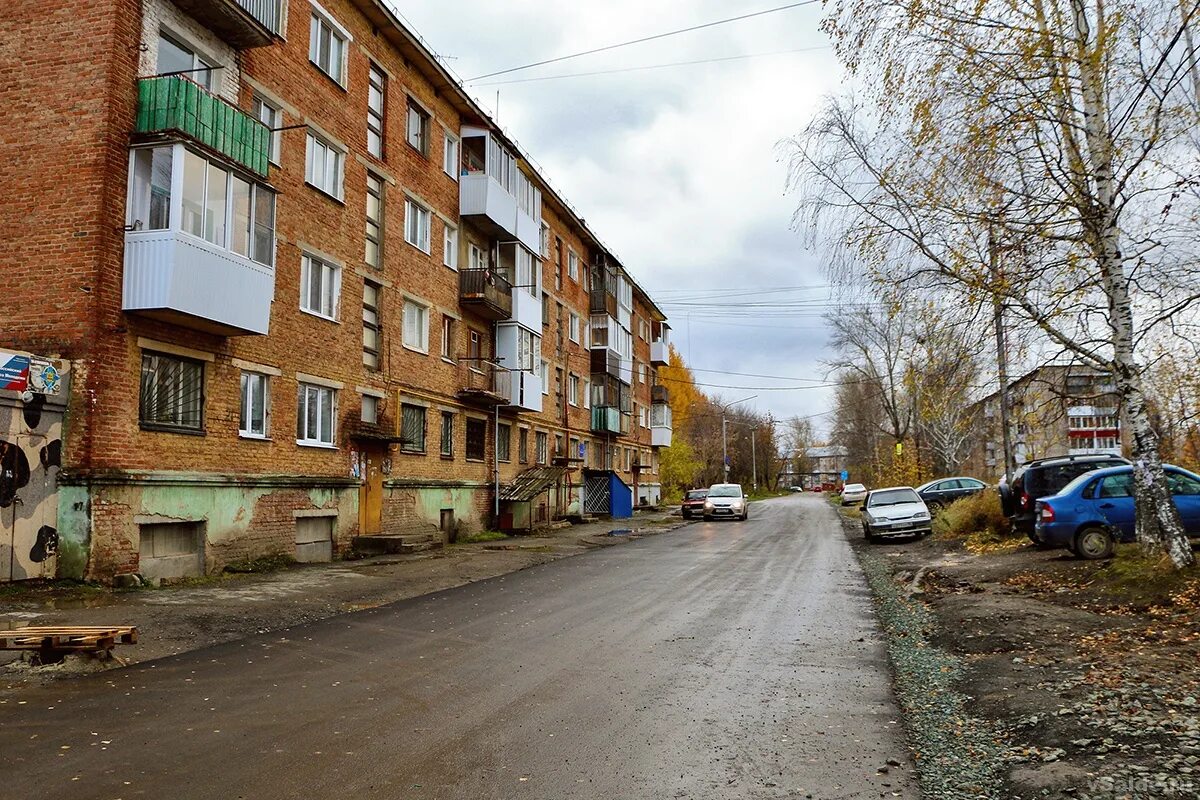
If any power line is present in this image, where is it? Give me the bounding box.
[473,46,830,86]
[466,1,821,82]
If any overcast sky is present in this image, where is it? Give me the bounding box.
[390,1,843,432]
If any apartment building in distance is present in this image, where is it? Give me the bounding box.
[0,0,673,583]
[963,366,1125,480]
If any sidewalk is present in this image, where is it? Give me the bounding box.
[0,509,686,692]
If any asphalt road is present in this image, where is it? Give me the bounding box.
[0,494,915,799]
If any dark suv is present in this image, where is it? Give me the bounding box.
[1000,454,1131,539]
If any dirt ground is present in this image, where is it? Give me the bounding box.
[843,510,1200,800]
[0,511,683,696]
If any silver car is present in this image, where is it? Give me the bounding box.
[703,483,749,521]
[840,483,868,506]
[861,487,933,541]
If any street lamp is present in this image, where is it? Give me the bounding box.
[720,395,757,482]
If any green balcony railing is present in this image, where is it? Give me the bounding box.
[136,75,270,178]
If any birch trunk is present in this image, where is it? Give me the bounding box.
[1071,0,1196,568]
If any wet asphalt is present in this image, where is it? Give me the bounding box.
[0,494,915,799]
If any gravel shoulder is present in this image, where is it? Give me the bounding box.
[0,511,684,695]
[839,503,1200,800]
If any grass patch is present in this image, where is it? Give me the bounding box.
[840,506,863,521]
[933,490,1009,542]
[1088,544,1200,603]
[459,530,509,544]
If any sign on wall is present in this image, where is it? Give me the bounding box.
[0,353,30,392]
[0,351,62,396]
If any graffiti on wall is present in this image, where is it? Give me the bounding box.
[1,366,67,582]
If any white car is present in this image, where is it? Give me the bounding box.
[861,487,933,541]
[703,483,749,521]
[840,483,868,506]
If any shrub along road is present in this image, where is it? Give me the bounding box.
[1,495,916,799]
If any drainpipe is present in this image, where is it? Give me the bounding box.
[494,400,500,525]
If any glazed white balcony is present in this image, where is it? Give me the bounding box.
[459,127,542,253]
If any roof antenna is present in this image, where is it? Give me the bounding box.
[495,90,500,122]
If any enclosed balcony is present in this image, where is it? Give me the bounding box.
[135,75,271,178]
[171,0,283,48]
[650,324,671,366]
[506,370,542,412]
[590,266,618,316]
[459,269,512,320]
[123,143,276,336]
[651,403,673,448]
[459,127,542,253]
[592,406,622,435]
[651,385,670,405]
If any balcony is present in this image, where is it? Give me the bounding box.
[511,287,542,332]
[651,403,673,448]
[651,385,670,405]
[592,406,622,435]
[591,348,622,380]
[459,128,542,253]
[505,370,542,412]
[171,0,283,48]
[135,76,271,178]
[457,362,509,407]
[651,339,669,366]
[459,269,512,320]
[123,228,274,335]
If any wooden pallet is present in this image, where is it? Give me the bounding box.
[0,626,138,652]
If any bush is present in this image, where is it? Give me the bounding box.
[933,490,1008,540]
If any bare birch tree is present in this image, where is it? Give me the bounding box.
[787,0,1200,567]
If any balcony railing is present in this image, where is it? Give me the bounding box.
[171,0,282,47]
[136,76,270,177]
[457,362,510,407]
[459,269,513,320]
[592,406,622,435]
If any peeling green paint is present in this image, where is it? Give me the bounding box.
[56,485,91,581]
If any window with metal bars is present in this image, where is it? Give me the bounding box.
[497,423,511,462]
[401,404,426,453]
[440,411,454,457]
[140,352,204,432]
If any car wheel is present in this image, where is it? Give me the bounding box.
[927,500,943,514]
[1074,526,1115,560]
[682,512,691,520]
[741,512,749,521]
[703,515,712,522]
[863,523,876,543]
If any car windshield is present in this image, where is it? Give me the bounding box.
[844,484,866,492]
[915,480,936,492]
[686,490,708,500]
[708,486,743,498]
[868,489,920,507]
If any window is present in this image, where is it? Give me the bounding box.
[252,95,282,164]
[555,435,564,460]
[403,299,429,352]
[305,132,344,199]
[1168,471,1200,496]
[367,63,386,158]
[1099,474,1134,498]
[443,225,458,269]
[127,147,173,231]
[441,316,454,360]
[300,254,340,320]
[535,431,548,465]
[469,243,487,270]
[497,423,511,462]
[400,403,426,453]
[443,132,459,179]
[361,395,378,424]
[540,359,550,395]
[309,9,348,85]
[406,100,429,155]
[158,33,215,90]
[239,372,269,438]
[466,418,486,461]
[519,428,529,463]
[362,281,381,368]
[405,198,431,252]
[440,411,454,457]
[365,173,384,267]
[568,373,579,406]
[568,249,579,282]
[569,313,580,343]
[297,383,336,446]
[517,328,537,371]
[140,352,203,432]
[540,224,550,259]
[541,292,551,327]
[583,379,591,409]
[164,147,274,265]
[569,437,580,461]
[468,329,483,366]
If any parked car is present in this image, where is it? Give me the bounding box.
[914,476,989,510]
[999,453,1131,539]
[703,483,749,521]
[840,483,868,506]
[1034,464,1200,559]
[861,487,933,541]
[790,485,806,493]
[681,489,709,519]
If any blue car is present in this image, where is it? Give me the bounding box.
[1033,464,1200,559]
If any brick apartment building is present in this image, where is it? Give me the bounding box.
[0,0,674,583]
[963,366,1125,480]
